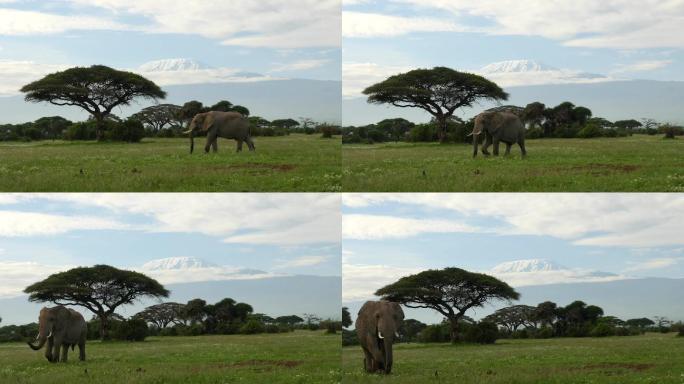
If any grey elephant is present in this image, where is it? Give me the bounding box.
[184,111,255,154]
[356,300,404,374]
[472,111,527,157]
[27,306,87,363]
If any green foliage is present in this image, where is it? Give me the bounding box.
[342,307,352,328]
[409,124,436,142]
[464,321,499,344]
[590,323,615,337]
[577,123,603,138]
[240,319,265,334]
[342,329,359,346]
[417,323,451,343]
[112,318,149,341]
[106,118,145,142]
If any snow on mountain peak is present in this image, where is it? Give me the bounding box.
[138,58,211,72]
[481,60,557,74]
[492,259,566,274]
[141,257,218,271]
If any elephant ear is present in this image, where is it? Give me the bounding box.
[201,113,215,133]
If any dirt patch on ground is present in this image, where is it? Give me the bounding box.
[581,362,655,372]
[569,163,640,176]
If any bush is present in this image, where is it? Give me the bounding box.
[265,324,280,333]
[215,322,241,335]
[410,124,436,142]
[511,329,529,339]
[159,327,178,337]
[614,327,630,336]
[418,323,450,343]
[64,122,98,140]
[577,123,602,138]
[535,326,554,339]
[240,320,265,334]
[342,329,359,346]
[112,319,149,341]
[526,126,544,139]
[590,323,615,337]
[464,321,499,344]
[107,119,145,142]
[678,328,684,337]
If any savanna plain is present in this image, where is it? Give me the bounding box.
[0,135,341,192]
[342,333,684,384]
[342,135,684,192]
[0,331,341,384]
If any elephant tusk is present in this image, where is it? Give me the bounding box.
[377,331,384,339]
[183,129,193,135]
[47,330,53,338]
[395,332,400,338]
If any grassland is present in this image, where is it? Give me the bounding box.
[0,331,341,384]
[0,134,341,192]
[342,135,684,191]
[342,333,684,384]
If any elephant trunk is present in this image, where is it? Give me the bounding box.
[472,133,479,157]
[27,329,51,350]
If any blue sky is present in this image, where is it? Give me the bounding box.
[0,194,341,299]
[0,1,341,96]
[342,1,684,98]
[342,194,684,304]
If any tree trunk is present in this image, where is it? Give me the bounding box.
[99,314,109,341]
[449,317,459,343]
[437,117,448,143]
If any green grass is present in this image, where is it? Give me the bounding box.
[0,134,341,192]
[0,331,341,384]
[342,135,684,191]
[342,333,684,384]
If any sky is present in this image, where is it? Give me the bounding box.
[0,193,341,301]
[0,0,341,96]
[342,193,684,307]
[343,0,684,98]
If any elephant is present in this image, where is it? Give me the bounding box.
[184,111,255,154]
[27,306,87,363]
[471,111,527,157]
[356,300,404,374]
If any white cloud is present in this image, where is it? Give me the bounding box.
[270,59,331,73]
[275,255,330,269]
[379,0,684,50]
[31,193,340,246]
[342,262,420,302]
[65,0,341,48]
[135,68,279,86]
[342,193,684,248]
[0,60,68,96]
[343,214,478,240]
[343,11,463,38]
[479,69,615,88]
[491,270,626,287]
[613,60,673,73]
[138,266,277,285]
[0,261,71,298]
[0,8,127,35]
[342,62,411,98]
[624,257,682,272]
[0,211,128,237]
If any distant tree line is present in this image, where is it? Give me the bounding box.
[0,264,337,343]
[342,102,683,144]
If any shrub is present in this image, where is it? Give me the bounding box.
[107,119,145,142]
[464,321,499,344]
[526,126,544,139]
[511,329,529,339]
[342,329,359,346]
[159,327,178,337]
[678,328,684,337]
[112,319,149,341]
[614,327,630,336]
[240,320,265,334]
[64,122,98,141]
[265,324,280,333]
[535,326,554,339]
[590,323,615,337]
[418,323,450,343]
[410,124,436,142]
[577,123,602,138]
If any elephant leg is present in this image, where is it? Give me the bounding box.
[362,348,374,373]
[493,139,500,156]
[505,142,512,156]
[45,338,54,362]
[211,138,218,153]
[61,344,69,362]
[50,339,60,363]
[204,133,217,153]
[519,141,527,157]
[236,139,243,152]
[481,136,491,156]
[79,340,86,361]
[246,137,255,151]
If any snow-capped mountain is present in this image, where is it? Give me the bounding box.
[138,58,212,72]
[492,259,565,274]
[141,257,218,271]
[480,60,557,74]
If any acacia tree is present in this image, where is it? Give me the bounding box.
[135,302,185,329]
[484,305,537,332]
[363,67,508,143]
[133,104,182,132]
[24,265,169,340]
[21,65,166,141]
[376,268,519,343]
